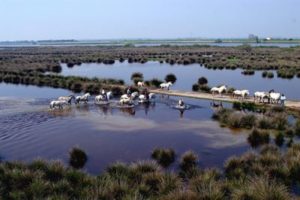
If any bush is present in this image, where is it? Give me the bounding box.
[275,132,285,147]
[231,176,291,200]
[232,102,242,110]
[285,128,294,138]
[227,87,236,94]
[132,77,143,85]
[272,115,288,130]
[180,151,198,174]
[287,138,294,147]
[165,73,177,83]
[198,77,208,85]
[51,65,62,73]
[267,72,274,78]
[295,120,300,136]
[189,172,225,199]
[240,114,256,129]
[69,147,88,169]
[149,78,163,88]
[232,102,256,112]
[131,72,143,81]
[262,71,268,78]
[199,85,211,93]
[151,148,175,168]
[70,82,83,93]
[111,86,123,96]
[248,129,270,148]
[258,118,273,129]
[67,63,75,68]
[192,84,199,91]
[241,70,255,75]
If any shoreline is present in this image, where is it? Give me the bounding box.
[150,89,300,110]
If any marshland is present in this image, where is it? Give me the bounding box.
[1,0,300,199]
[1,44,300,198]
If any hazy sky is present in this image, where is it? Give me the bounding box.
[0,0,299,40]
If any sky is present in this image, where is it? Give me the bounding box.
[0,0,299,41]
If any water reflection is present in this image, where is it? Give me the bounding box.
[0,84,250,173]
[96,105,112,116]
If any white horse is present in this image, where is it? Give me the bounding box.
[160,82,173,90]
[233,90,250,99]
[121,94,130,100]
[149,93,156,99]
[138,93,156,103]
[269,92,281,104]
[95,94,107,102]
[49,100,68,109]
[131,91,139,99]
[119,96,133,105]
[106,91,113,100]
[254,91,269,103]
[211,85,227,96]
[58,95,75,105]
[75,93,91,104]
[137,81,145,87]
[95,91,113,102]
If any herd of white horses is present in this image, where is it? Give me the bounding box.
[49,81,285,109]
[49,81,172,109]
[49,90,157,109]
[210,85,285,104]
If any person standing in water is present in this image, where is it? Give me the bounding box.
[178,98,184,106]
[280,94,286,106]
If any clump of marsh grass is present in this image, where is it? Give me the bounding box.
[213,108,256,129]
[165,73,177,83]
[151,148,176,168]
[69,147,88,169]
[192,83,199,91]
[188,168,224,199]
[247,129,270,147]
[241,70,255,75]
[145,78,163,88]
[161,189,197,200]
[198,76,208,85]
[179,151,199,178]
[1,143,300,199]
[231,176,291,200]
[294,119,300,136]
[131,72,144,84]
[267,72,274,78]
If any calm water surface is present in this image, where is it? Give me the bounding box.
[61,61,300,100]
[0,83,249,174]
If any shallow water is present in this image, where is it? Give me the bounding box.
[61,61,300,100]
[0,83,249,174]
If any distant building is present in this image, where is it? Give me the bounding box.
[265,37,272,41]
[248,34,258,40]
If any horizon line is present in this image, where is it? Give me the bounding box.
[1,36,300,43]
